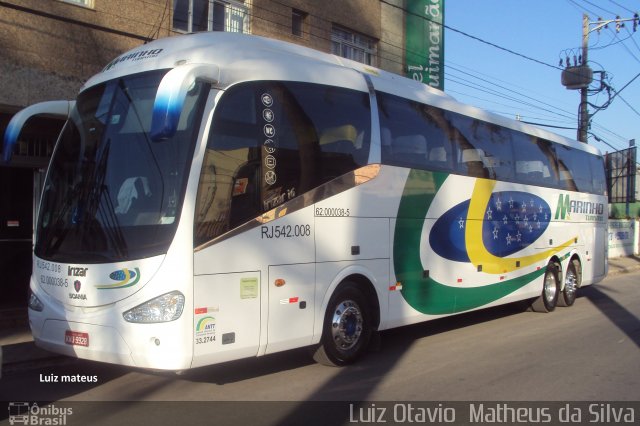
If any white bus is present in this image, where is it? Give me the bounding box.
[4,33,607,370]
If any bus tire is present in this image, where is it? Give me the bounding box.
[530,262,560,313]
[313,282,372,366]
[558,259,580,307]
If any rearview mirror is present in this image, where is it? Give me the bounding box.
[3,100,74,162]
[149,63,219,141]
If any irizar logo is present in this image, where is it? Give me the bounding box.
[68,266,88,277]
[555,194,605,221]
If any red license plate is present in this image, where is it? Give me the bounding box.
[65,330,89,347]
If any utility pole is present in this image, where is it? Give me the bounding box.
[626,139,636,218]
[561,13,639,143]
[578,14,589,143]
[560,14,593,143]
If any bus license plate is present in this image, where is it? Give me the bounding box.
[65,330,89,347]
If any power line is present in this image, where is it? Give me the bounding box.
[256,0,576,128]
[565,0,600,18]
[520,121,578,130]
[448,60,579,111]
[615,33,640,63]
[446,88,577,125]
[591,71,640,118]
[578,0,617,16]
[447,75,574,121]
[376,1,637,149]
[589,132,636,157]
[623,26,640,56]
[591,29,638,52]
[606,0,636,15]
[447,64,578,120]
[615,93,640,118]
[146,0,171,40]
[170,3,633,151]
[591,121,630,146]
[379,0,563,71]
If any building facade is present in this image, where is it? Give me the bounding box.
[0,0,408,308]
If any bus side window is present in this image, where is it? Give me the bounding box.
[558,169,578,191]
[556,144,594,193]
[459,148,490,178]
[427,146,448,167]
[319,124,360,178]
[380,127,393,159]
[589,154,606,195]
[391,134,427,167]
[447,112,515,181]
[377,92,452,172]
[511,134,559,188]
[516,160,545,183]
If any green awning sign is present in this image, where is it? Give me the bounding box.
[405,0,445,90]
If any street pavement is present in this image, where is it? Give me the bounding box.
[1,255,639,374]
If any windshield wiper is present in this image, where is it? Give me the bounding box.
[81,140,129,259]
[117,79,166,211]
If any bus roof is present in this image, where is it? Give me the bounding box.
[84,32,601,157]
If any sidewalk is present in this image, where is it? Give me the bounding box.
[1,255,639,374]
[606,254,640,276]
[0,308,64,374]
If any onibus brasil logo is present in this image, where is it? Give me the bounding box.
[8,402,72,425]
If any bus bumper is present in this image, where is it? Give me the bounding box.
[29,290,193,370]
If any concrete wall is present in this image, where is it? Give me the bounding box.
[379,0,404,75]
[608,219,638,257]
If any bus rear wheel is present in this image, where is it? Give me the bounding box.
[530,262,560,313]
[313,282,371,366]
[558,259,580,307]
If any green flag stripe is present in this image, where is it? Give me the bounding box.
[393,170,554,315]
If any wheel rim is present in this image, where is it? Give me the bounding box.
[544,270,557,303]
[565,268,577,299]
[330,299,363,351]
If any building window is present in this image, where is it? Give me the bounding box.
[331,25,376,66]
[292,9,307,37]
[173,0,249,33]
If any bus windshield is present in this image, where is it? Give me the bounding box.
[35,69,209,262]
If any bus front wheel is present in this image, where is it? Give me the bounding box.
[313,282,372,366]
[530,262,560,313]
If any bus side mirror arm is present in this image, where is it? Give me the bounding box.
[149,63,219,141]
[2,100,74,163]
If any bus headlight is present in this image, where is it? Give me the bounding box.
[28,291,44,312]
[123,291,185,323]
